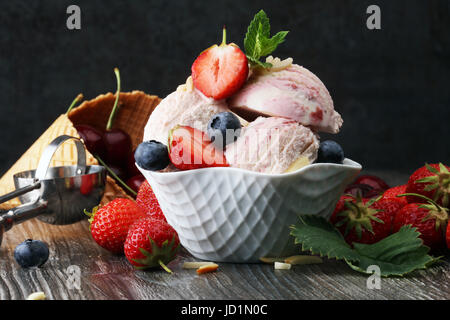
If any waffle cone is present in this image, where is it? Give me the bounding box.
[0,90,161,210]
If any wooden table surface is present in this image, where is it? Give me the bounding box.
[1,171,449,300]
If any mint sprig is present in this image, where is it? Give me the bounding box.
[290,215,440,277]
[244,10,289,69]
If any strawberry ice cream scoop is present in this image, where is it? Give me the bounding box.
[225,117,319,174]
[144,84,230,146]
[228,60,343,134]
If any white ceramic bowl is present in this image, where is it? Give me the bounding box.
[139,159,361,263]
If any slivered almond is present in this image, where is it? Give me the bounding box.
[274,262,291,270]
[196,263,219,274]
[259,257,287,264]
[27,292,46,300]
[284,156,310,173]
[183,261,215,269]
[284,255,323,265]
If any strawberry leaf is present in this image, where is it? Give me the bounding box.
[347,226,440,277]
[290,215,360,261]
[290,215,440,277]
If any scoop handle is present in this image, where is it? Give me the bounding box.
[0,180,41,206]
[35,135,87,180]
[0,200,48,246]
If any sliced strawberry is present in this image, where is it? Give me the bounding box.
[168,126,229,170]
[191,28,249,100]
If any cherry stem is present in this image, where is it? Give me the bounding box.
[106,68,121,131]
[96,156,137,196]
[66,93,84,114]
[159,260,173,274]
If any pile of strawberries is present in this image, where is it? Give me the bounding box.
[86,181,180,272]
[331,163,450,252]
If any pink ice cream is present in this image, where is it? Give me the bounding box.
[228,62,343,134]
[144,86,230,145]
[225,117,319,174]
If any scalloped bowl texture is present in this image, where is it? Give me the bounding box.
[139,159,362,263]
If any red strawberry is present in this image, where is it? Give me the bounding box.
[86,198,147,254]
[393,196,448,251]
[353,175,390,192]
[136,180,166,222]
[191,27,249,100]
[168,126,229,170]
[405,163,450,207]
[446,222,450,250]
[124,217,180,272]
[382,185,408,206]
[331,194,403,245]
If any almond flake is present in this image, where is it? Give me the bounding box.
[26,292,46,300]
[274,262,292,270]
[196,263,219,274]
[183,261,215,269]
[284,255,323,265]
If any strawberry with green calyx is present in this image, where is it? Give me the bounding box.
[394,193,448,251]
[136,180,166,222]
[85,198,146,254]
[124,217,180,273]
[446,221,450,250]
[405,163,450,207]
[382,184,408,206]
[191,26,249,100]
[331,193,403,245]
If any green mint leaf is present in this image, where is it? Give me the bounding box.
[244,10,270,58]
[259,31,289,57]
[244,10,289,67]
[290,215,440,277]
[246,55,272,69]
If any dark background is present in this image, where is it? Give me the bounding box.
[0,0,449,175]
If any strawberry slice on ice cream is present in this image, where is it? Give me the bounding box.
[168,126,229,170]
[192,27,249,100]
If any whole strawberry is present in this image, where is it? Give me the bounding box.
[405,163,450,207]
[124,217,180,272]
[446,222,450,250]
[393,194,448,251]
[136,180,166,222]
[382,185,408,206]
[86,198,146,254]
[331,194,403,245]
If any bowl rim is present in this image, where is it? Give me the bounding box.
[138,158,362,178]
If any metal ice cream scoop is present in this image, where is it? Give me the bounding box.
[0,135,106,247]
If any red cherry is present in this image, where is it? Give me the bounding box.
[126,150,141,178]
[353,175,389,192]
[126,174,146,194]
[344,184,377,198]
[75,124,106,158]
[103,128,131,166]
[107,163,128,182]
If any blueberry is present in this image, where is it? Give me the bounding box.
[316,140,344,164]
[14,239,49,268]
[135,140,170,171]
[207,112,242,149]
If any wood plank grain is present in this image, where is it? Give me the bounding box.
[1,171,449,300]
